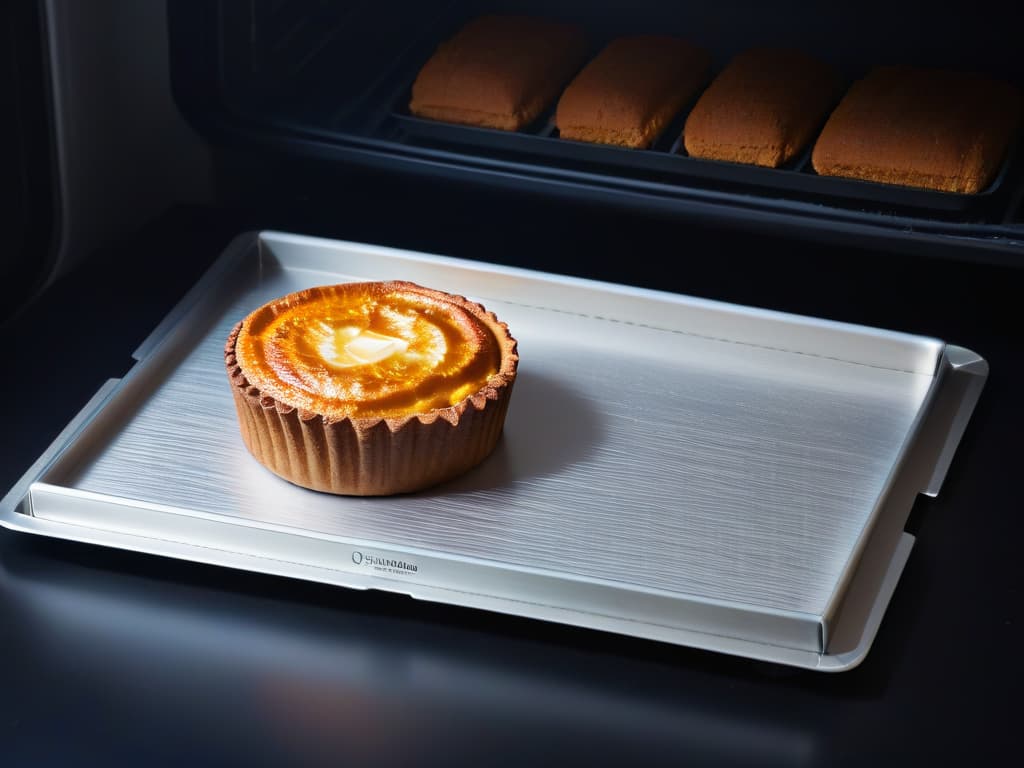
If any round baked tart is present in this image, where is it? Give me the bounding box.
[224,281,519,496]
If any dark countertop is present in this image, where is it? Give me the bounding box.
[1,198,1020,767]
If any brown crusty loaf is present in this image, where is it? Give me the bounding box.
[555,35,711,149]
[409,15,587,131]
[811,65,1022,193]
[683,48,841,168]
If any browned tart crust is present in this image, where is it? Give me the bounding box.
[408,14,587,131]
[683,47,841,168]
[811,65,1023,193]
[225,281,519,496]
[555,35,711,149]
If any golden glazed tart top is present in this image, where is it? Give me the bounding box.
[233,281,518,422]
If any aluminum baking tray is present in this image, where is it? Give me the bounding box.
[0,231,988,671]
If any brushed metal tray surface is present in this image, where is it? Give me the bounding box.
[0,231,988,671]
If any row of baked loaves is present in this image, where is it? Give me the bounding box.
[408,15,1023,194]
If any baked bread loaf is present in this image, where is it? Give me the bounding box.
[811,65,1022,193]
[225,281,519,496]
[555,35,711,149]
[683,48,841,167]
[409,14,587,131]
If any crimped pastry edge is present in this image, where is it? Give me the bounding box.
[224,285,519,496]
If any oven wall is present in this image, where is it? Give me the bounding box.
[41,0,212,287]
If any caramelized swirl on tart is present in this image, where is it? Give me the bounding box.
[225,281,518,496]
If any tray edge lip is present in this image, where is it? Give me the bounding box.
[817,342,989,648]
[131,230,260,362]
[0,377,122,528]
[258,229,947,376]
[24,479,826,647]
[0,492,916,672]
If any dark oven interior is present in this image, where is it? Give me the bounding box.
[167,0,1024,274]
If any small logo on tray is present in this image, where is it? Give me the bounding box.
[351,550,419,575]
